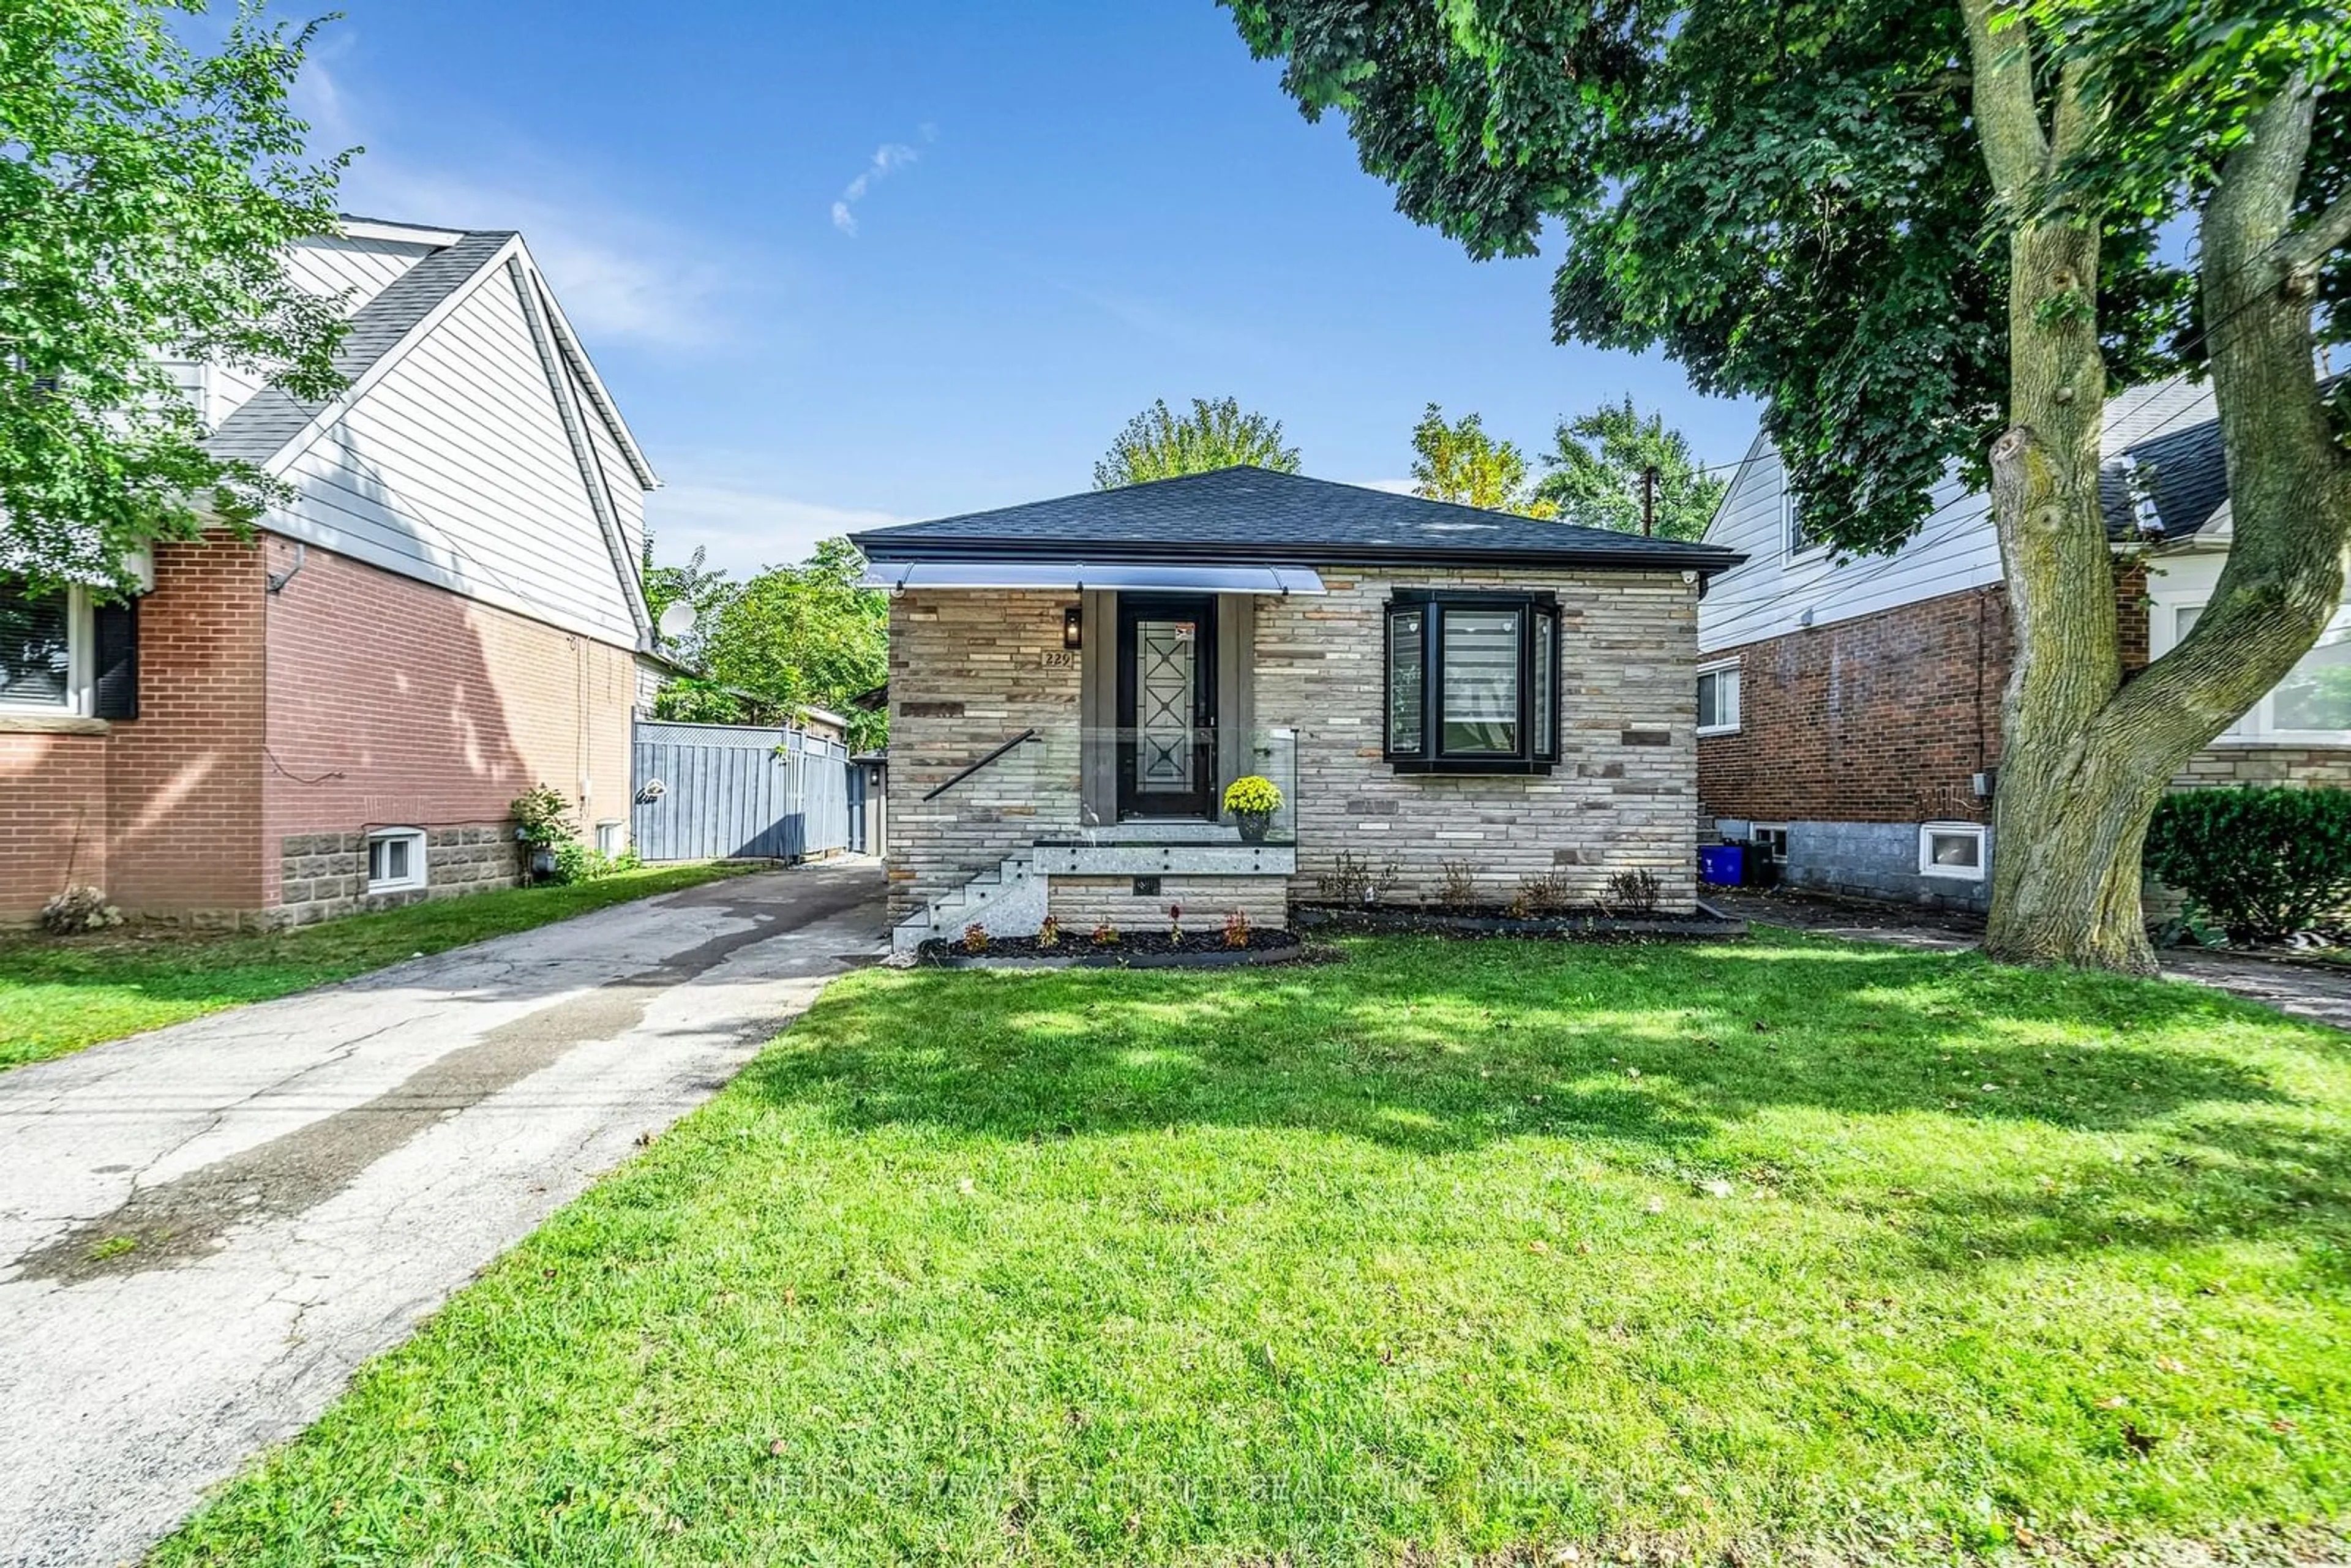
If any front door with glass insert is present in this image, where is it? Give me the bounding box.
[1116,594,1217,819]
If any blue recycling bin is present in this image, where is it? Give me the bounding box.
[1698,844,1745,887]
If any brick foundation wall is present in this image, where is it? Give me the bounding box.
[1700,585,2011,828]
[1259,567,1700,913]
[1047,874,1290,935]
[1,535,639,926]
[0,729,113,921]
[260,536,636,918]
[884,591,1082,923]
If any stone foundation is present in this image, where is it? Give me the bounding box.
[1046,874,1289,936]
[274,824,521,926]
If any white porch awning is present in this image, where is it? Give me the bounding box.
[858,560,1327,595]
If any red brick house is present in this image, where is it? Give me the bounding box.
[1696,377,2350,909]
[0,218,660,926]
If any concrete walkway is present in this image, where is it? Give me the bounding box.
[1707,887,2351,1030]
[0,860,884,1568]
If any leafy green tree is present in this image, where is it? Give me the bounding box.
[684,538,889,750]
[1,0,351,593]
[1409,403,1558,517]
[641,541,737,669]
[1535,397,1727,542]
[1227,0,2349,972]
[1093,396,1300,488]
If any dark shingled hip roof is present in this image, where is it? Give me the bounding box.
[2099,374,2342,543]
[851,466,1745,576]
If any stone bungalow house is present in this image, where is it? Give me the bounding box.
[850,467,1741,952]
[1696,375,2349,909]
[0,217,659,927]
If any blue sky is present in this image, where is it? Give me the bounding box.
[299,1,1759,578]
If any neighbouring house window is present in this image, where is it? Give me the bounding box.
[1384,591,1561,774]
[595,820,624,856]
[366,827,428,893]
[1697,660,1742,735]
[1918,822,1986,881]
[0,581,80,711]
[1784,480,1824,558]
[2172,602,2351,741]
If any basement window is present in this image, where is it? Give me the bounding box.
[366,827,427,893]
[1384,590,1561,775]
[1918,822,1985,882]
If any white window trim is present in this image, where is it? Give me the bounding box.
[2151,595,2351,747]
[1749,822,1790,863]
[366,827,429,893]
[1783,481,1830,564]
[0,585,92,716]
[1697,658,1742,737]
[1918,821,1987,882]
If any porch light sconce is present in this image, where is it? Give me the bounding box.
[1063,604,1083,651]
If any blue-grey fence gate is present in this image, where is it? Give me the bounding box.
[631,720,855,862]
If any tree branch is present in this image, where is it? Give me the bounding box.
[2282,187,2351,273]
[1958,0,2049,200]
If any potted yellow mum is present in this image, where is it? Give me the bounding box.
[1222,775,1284,844]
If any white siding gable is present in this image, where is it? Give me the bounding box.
[264,257,647,648]
[1698,439,2000,654]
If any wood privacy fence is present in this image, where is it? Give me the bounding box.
[630,721,859,861]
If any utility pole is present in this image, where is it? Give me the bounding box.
[1641,465,1657,536]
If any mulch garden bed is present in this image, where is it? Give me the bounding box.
[1293,902,1747,941]
[917,929,1308,970]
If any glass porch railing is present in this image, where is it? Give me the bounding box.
[915,724,1300,847]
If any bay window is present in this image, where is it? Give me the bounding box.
[2167,602,2351,743]
[1384,591,1561,773]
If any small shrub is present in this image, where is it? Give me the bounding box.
[510,784,577,849]
[1510,871,1575,919]
[1604,868,1662,914]
[1037,914,1062,949]
[1090,923,1120,947]
[40,885,124,935]
[1223,909,1251,949]
[1316,850,1402,905]
[2144,785,2351,940]
[962,923,989,955]
[1439,860,1480,908]
[550,843,642,886]
[1168,902,1183,942]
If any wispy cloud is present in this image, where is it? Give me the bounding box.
[298,58,754,350]
[647,463,906,577]
[830,129,934,237]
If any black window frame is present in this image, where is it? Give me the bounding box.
[1383,589,1561,775]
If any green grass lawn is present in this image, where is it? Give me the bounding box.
[0,862,752,1071]
[154,933,2349,1566]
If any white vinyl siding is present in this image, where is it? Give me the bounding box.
[266,266,640,647]
[283,235,435,310]
[579,372,647,576]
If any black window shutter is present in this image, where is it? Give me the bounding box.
[92,599,139,720]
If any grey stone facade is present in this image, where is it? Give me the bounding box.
[275,824,521,926]
[885,565,1705,928]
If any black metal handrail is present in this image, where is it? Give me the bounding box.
[922,729,1040,801]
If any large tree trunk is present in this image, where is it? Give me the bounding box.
[1960,18,2351,971]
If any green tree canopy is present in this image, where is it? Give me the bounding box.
[1,0,352,594]
[654,538,889,750]
[1535,397,1727,542]
[1093,396,1300,488]
[1228,0,2349,972]
[1409,403,1558,517]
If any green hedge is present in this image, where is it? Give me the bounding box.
[2143,785,2351,940]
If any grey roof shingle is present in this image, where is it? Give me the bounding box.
[852,466,1744,574]
[205,228,517,467]
[2098,373,2341,542]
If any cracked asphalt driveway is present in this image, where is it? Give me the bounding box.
[0,858,883,1568]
